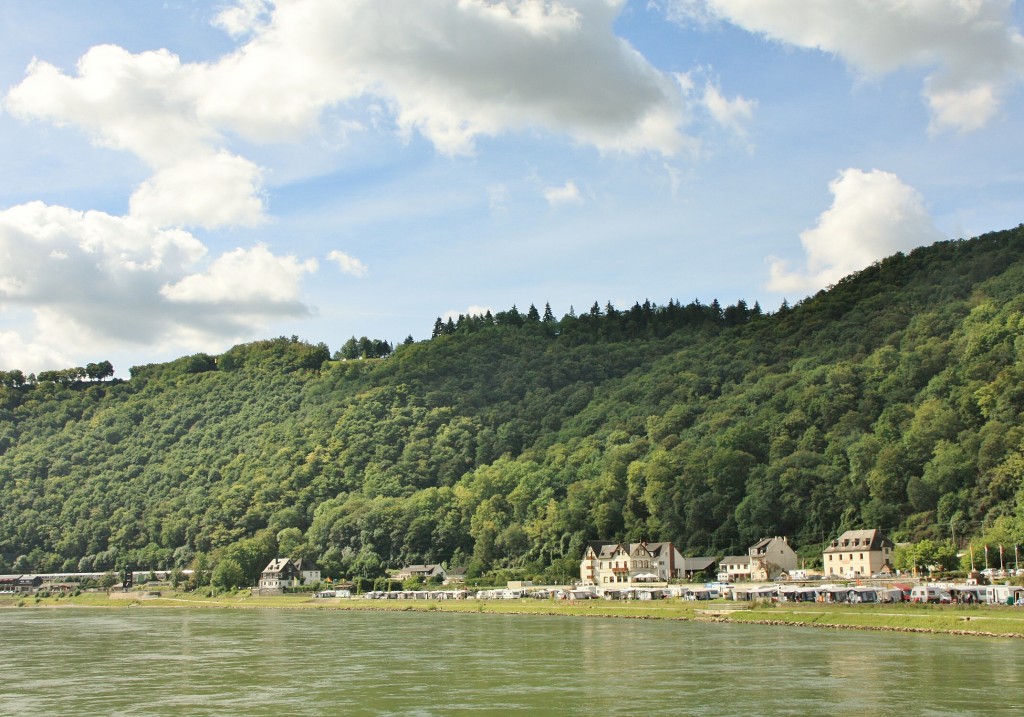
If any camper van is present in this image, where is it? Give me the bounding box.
[986,585,1024,605]
[909,585,951,604]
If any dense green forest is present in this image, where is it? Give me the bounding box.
[3,225,1024,587]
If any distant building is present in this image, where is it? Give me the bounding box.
[0,575,43,594]
[718,555,751,582]
[443,566,467,585]
[579,541,685,587]
[393,564,447,582]
[293,559,321,585]
[823,529,895,578]
[678,556,718,579]
[257,558,320,592]
[748,536,798,581]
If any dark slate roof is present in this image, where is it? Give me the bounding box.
[679,556,717,571]
[719,555,751,566]
[824,529,894,553]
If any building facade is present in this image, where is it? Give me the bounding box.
[579,541,685,587]
[393,564,447,582]
[823,529,895,578]
[258,558,303,591]
[748,536,798,581]
[717,555,751,582]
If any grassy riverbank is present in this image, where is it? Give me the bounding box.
[4,591,1024,638]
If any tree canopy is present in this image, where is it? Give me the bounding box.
[3,226,1024,584]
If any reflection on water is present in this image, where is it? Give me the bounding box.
[1,608,1022,716]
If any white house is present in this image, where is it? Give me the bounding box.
[823,529,894,578]
[393,564,447,582]
[580,541,685,587]
[259,558,301,591]
[258,558,320,591]
[718,555,751,582]
[294,559,321,585]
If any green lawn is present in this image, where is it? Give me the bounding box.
[5,593,1023,637]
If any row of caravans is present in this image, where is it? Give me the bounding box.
[328,583,1024,604]
[728,583,1024,605]
[910,584,1024,605]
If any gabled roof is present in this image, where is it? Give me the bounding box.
[679,556,717,571]
[643,542,675,558]
[262,558,296,575]
[720,555,751,566]
[585,541,680,561]
[396,564,445,577]
[587,542,626,560]
[824,529,894,553]
[749,536,791,555]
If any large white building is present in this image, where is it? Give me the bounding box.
[823,529,894,578]
[580,541,686,587]
[258,558,320,591]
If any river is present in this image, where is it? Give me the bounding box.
[1,608,1021,715]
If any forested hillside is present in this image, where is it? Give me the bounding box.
[3,225,1024,586]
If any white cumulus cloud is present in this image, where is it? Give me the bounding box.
[5,44,267,228]
[0,330,74,374]
[0,203,317,370]
[162,244,318,304]
[766,168,945,294]
[128,151,266,229]
[6,0,692,176]
[665,0,1024,133]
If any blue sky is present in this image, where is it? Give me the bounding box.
[1,0,1023,375]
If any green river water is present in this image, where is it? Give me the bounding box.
[0,608,1021,715]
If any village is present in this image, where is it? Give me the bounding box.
[258,528,1024,606]
[4,528,1023,607]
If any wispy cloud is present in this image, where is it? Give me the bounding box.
[544,180,584,207]
[327,250,368,277]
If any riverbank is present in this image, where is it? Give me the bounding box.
[4,591,1024,639]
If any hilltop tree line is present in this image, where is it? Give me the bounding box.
[2,226,1024,589]
[431,297,764,341]
[2,361,115,388]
